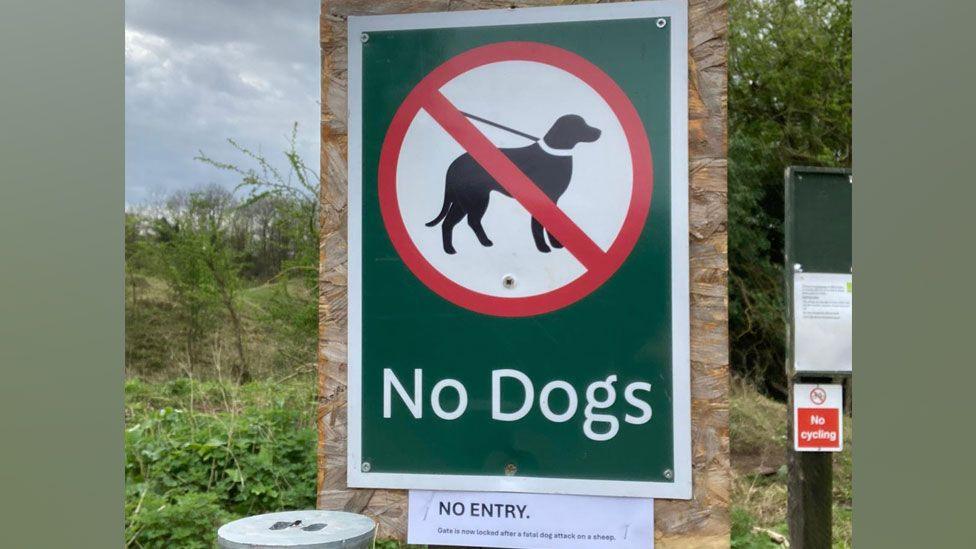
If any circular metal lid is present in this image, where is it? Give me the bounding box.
[217,510,375,549]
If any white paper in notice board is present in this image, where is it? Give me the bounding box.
[794,272,852,373]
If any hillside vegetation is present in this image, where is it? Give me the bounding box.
[124,129,324,547]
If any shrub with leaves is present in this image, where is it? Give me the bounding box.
[729,0,851,394]
[197,123,320,369]
[124,382,316,547]
[125,489,230,549]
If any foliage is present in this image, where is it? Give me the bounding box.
[196,123,320,353]
[730,379,852,547]
[125,489,230,549]
[131,186,251,379]
[148,196,222,371]
[731,506,787,548]
[125,125,319,380]
[125,213,155,308]
[124,379,317,548]
[730,377,788,455]
[728,0,852,393]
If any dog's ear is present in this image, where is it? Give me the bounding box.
[542,115,601,149]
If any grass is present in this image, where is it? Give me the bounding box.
[126,275,853,546]
[124,377,853,547]
[125,274,315,382]
[731,378,853,548]
[124,376,316,416]
[125,377,319,548]
[123,378,437,549]
[123,376,854,547]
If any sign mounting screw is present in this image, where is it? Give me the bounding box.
[502,275,517,290]
[656,18,668,28]
[360,33,369,44]
[504,463,518,476]
[793,263,803,273]
[361,461,371,473]
[663,469,673,480]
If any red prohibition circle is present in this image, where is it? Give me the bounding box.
[378,41,654,317]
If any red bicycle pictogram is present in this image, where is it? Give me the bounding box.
[809,387,828,405]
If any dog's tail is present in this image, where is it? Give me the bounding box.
[425,195,451,227]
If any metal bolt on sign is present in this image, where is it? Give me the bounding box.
[502,275,517,290]
[656,18,667,28]
[663,469,673,480]
[361,461,371,473]
[504,463,518,476]
[360,33,369,43]
[217,510,375,549]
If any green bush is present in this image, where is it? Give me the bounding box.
[125,489,230,548]
[125,383,316,547]
[728,0,851,393]
[731,506,787,549]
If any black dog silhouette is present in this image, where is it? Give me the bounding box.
[426,114,601,254]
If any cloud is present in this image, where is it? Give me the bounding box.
[125,0,320,204]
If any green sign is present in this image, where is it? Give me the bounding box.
[785,167,853,275]
[785,167,853,374]
[347,1,690,498]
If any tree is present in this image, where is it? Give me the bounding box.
[151,187,250,381]
[125,211,154,308]
[151,206,218,376]
[728,0,851,394]
[187,188,251,382]
[196,123,319,357]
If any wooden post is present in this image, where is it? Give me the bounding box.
[783,167,852,548]
[318,2,730,546]
[787,375,834,549]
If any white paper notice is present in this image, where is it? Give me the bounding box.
[407,490,654,549]
[794,272,852,373]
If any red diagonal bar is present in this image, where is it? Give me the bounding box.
[422,90,607,272]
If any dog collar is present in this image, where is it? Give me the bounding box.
[537,138,575,157]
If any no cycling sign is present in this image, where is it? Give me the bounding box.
[347,1,690,498]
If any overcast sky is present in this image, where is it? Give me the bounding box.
[125,0,320,205]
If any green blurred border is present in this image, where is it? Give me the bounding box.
[0,1,122,547]
[854,1,976,547]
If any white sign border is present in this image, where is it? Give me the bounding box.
[345,0,691,499]
[792,383,844,452]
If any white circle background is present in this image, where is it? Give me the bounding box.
[396,61,633,298]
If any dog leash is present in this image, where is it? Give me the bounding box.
[460,111,540,142]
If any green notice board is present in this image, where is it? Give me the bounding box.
[785,167,853,374]
[785,167,853,274]
[346,2,690,498]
